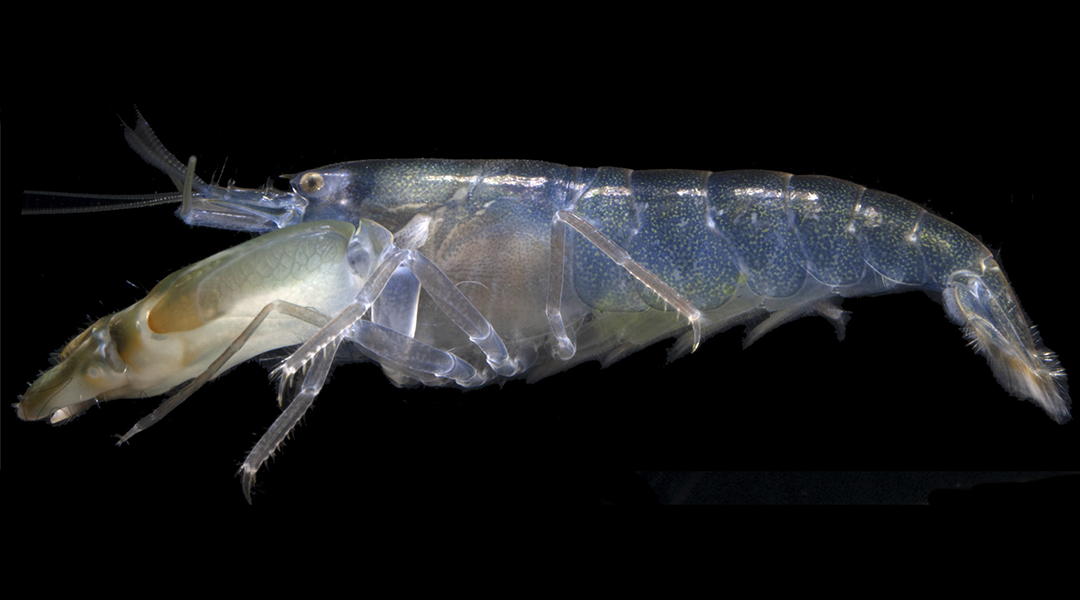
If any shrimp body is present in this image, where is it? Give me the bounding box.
[19,117,1070,500]
[271,159,1069,421]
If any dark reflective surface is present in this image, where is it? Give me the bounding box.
[637,471,1079,505]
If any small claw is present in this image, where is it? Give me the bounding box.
[688,313,704,353]
[241,465,257,504]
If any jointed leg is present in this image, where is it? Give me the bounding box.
[278,246,525,390]
[546,210,706,360]
[240,336,340,504]
[116,301,331,445]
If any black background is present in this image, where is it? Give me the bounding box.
[6,59,1074,507]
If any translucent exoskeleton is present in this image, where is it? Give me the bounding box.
[10,105,1073,504]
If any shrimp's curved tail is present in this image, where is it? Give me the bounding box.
[945,265,1070,423]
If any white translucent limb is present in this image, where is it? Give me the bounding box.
[116,301,332,446]
[278,246,523,390]
[548,211,706,359]
[371,267,420,338]
[349,321,486,387]
[371,267,422,385]
[241,337,340,504]
[546,216,577,360]
[401,249,522,377]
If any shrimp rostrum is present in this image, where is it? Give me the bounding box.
[18,117,1071,500]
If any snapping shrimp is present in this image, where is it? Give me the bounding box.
[17,113,1070,502]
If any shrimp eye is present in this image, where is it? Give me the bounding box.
[299,172,325,194]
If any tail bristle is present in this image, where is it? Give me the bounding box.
[946,270,1070,423]
[958,305,1070,424]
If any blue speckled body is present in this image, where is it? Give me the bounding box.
[318,159,991,295]
[290,159,1036,390]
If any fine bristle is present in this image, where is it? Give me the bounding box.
[965,323,1071,424]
